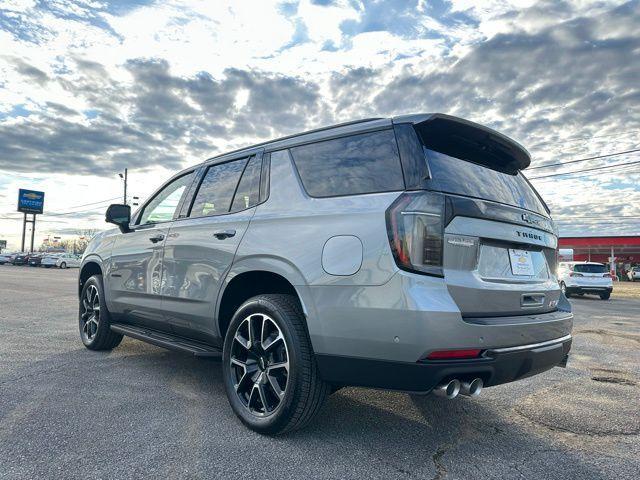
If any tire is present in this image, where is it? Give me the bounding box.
[79,275,123,350]
[222,294,329,435]
[560,282,570,298]
[600,292,611,300]
[60,262,67,269]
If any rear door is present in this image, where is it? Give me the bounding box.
[107,170,195,332]
[160,152,265,342]
[405,121,561,318]
[572,263,609,287]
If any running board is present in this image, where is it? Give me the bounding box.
[110,323,222,357]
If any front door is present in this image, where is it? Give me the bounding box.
[107,170,196,332]
[160,154,264,343]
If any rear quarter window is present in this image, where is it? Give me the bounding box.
[290,129,405,197]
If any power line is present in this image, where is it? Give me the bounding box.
[534,165,640,182]
[531,129,640,147]
[554,219,640,223]
[528,148,640,170]
[43,203,114,217]
[0,197,118,222]
[555,219,640,222]
[55,196,122,210]
[528,159,640,180]
[554,215,640,220]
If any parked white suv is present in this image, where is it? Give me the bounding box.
[627,267,640,282]
[558,262,612,300]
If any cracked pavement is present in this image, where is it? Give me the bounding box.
[1,266,639,479]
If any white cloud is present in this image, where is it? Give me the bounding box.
[0,0,639,249]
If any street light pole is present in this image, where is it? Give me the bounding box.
[118,168,128,205]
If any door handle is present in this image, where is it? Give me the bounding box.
[149,234,165,243]
[213,229,236,240]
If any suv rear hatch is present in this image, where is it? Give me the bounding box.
[390,114,560,318]
[571,263,612,286]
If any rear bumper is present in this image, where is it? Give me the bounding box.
[317,335,572,393]
[566,286,612,295]
[304,271,573,364]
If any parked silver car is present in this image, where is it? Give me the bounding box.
[40,253,62,268]
[79,114,572,434]
[43,253,81,269]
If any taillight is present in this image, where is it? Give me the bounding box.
[385,191,445,276]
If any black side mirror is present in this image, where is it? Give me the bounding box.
[106,204,131,233]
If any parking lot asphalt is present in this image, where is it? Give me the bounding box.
[1,265,639,480]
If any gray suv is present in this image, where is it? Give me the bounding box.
[79,114,572,434]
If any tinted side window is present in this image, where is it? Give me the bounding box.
[139,172,195,225]
[190,159,246,217]
[394,124,430,189]
[259,153,270,203]
[231,156,261,212]
[290,129,405,197]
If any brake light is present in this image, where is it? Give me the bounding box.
[426,349,482,360]
[385,191,445,276]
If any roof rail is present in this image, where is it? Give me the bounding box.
[206,117,384,161]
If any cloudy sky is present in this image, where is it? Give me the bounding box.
[0,0,639,249]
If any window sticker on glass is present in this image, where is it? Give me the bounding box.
[509,249,534,276]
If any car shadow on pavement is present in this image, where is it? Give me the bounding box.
[0,342,622,479]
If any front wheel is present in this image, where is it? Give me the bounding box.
[60,262,67,269]
[79,275,123,350]
[222,294,329,435]
[600,292,611,300]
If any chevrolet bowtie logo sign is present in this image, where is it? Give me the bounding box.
[23,192,43,200]
[18,188,45,214]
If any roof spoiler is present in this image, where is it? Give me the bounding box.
[396,113,531,174]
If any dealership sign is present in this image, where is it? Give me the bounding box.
[17,189,45,214]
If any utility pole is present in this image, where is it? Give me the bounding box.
[118,168,128,205]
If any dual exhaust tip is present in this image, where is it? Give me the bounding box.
[433,378,483,399]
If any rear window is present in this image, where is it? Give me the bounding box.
[425,149,547,215]
[290,130,405,197]
[573,264,607,273]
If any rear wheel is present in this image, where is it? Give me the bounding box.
[79,275,123,350]
[222,294,329,435]
[600,292,611,300]
[560,282,570,298]
[60,262,67,269]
